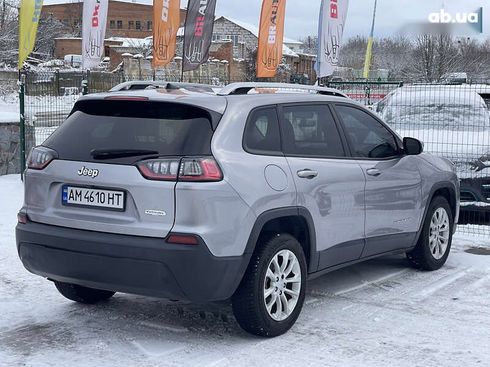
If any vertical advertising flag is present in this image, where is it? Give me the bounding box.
[82,0,109,70]
[315,0,349,78]
[182,0,217,72]
[153,0,180,67]
[18,0,44,69]
[256,0,287,78]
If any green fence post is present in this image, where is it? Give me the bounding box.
[19,73,26,181]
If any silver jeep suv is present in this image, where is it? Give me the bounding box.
[16,82,459,337]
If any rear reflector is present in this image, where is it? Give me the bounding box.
[166,234,200,245]
[17,211,28,224]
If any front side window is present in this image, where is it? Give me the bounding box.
[281,105,345,157]
[243,107,281,154]
[136,21,141,30]
[117,20,123,29]
[336,105,399,159]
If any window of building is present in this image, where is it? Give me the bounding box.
[128,21,134,29]
[223,34,240,46]
[117,20,123,29]
[212,33,222,42]
[135,21,141,30]
[109,20,115,29]
[147,20,153,30]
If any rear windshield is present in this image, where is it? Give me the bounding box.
[43,100,218,164]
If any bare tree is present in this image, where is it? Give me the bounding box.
[34,15,70,59]
[0,0,18,66]
[406,35,460,82]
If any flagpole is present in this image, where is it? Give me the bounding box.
[363,0,377,80]
[181,0,191,82]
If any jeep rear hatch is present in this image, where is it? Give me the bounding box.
[25,99,222,238]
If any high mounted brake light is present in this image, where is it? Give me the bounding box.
[136,157,223,182]
[104,96,149,101]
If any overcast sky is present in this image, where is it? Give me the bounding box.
[185,0,488,41]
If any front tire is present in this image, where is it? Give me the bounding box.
[232,233,307,337]
[54,281,115,304]
[407,196,453,271]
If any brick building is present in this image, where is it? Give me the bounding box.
[210,16,317,82]
[41,0,186,39]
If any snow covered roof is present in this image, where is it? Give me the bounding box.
[389,86,489,108]
[216,16,301,45]
[106,37,152,48]
[216,16,300,58]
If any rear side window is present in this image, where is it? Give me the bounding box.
[336,105,399,159]
[281,105,345,157]
[43,100,217,164]
[243,107,281,155]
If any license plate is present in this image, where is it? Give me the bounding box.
[62,185,125,211]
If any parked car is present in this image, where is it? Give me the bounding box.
[16,82,459,337]
[379,86,490,225]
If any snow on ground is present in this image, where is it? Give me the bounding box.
[0,174,489,367]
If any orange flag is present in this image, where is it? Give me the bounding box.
[153,0,180,67]
[257,0,287,78]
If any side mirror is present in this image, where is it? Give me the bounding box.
[403,137,423,155]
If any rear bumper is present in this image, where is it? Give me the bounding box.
[16,221,250,303]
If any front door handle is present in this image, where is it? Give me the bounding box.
[297,169,318,179]
[366,168,382,177]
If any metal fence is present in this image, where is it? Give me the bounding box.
[17,72,490,236]
[330,80,490,236]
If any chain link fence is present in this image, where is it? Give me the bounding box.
[16,72,490,236]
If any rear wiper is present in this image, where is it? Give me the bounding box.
[91,149,159,160]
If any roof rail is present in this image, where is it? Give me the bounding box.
[109,81,219,94]
[217,82,348,98]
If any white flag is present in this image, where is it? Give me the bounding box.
[82,0,109,70]
[315,0,349,78]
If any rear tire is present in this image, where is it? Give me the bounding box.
[232,233,307,337]
[407,196,453,271]
[54,281,115,304]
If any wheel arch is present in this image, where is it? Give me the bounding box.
[244,207,318,273]
[414,182,458,246]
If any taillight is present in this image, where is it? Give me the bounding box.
[27,146,58,170]
[136,158,180,181]
[136,157,222,182]
[179,158,222,182]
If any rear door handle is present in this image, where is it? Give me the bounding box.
[366,168,382,177]
[297,169,318,179]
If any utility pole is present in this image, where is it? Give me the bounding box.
[363,0,378,80]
